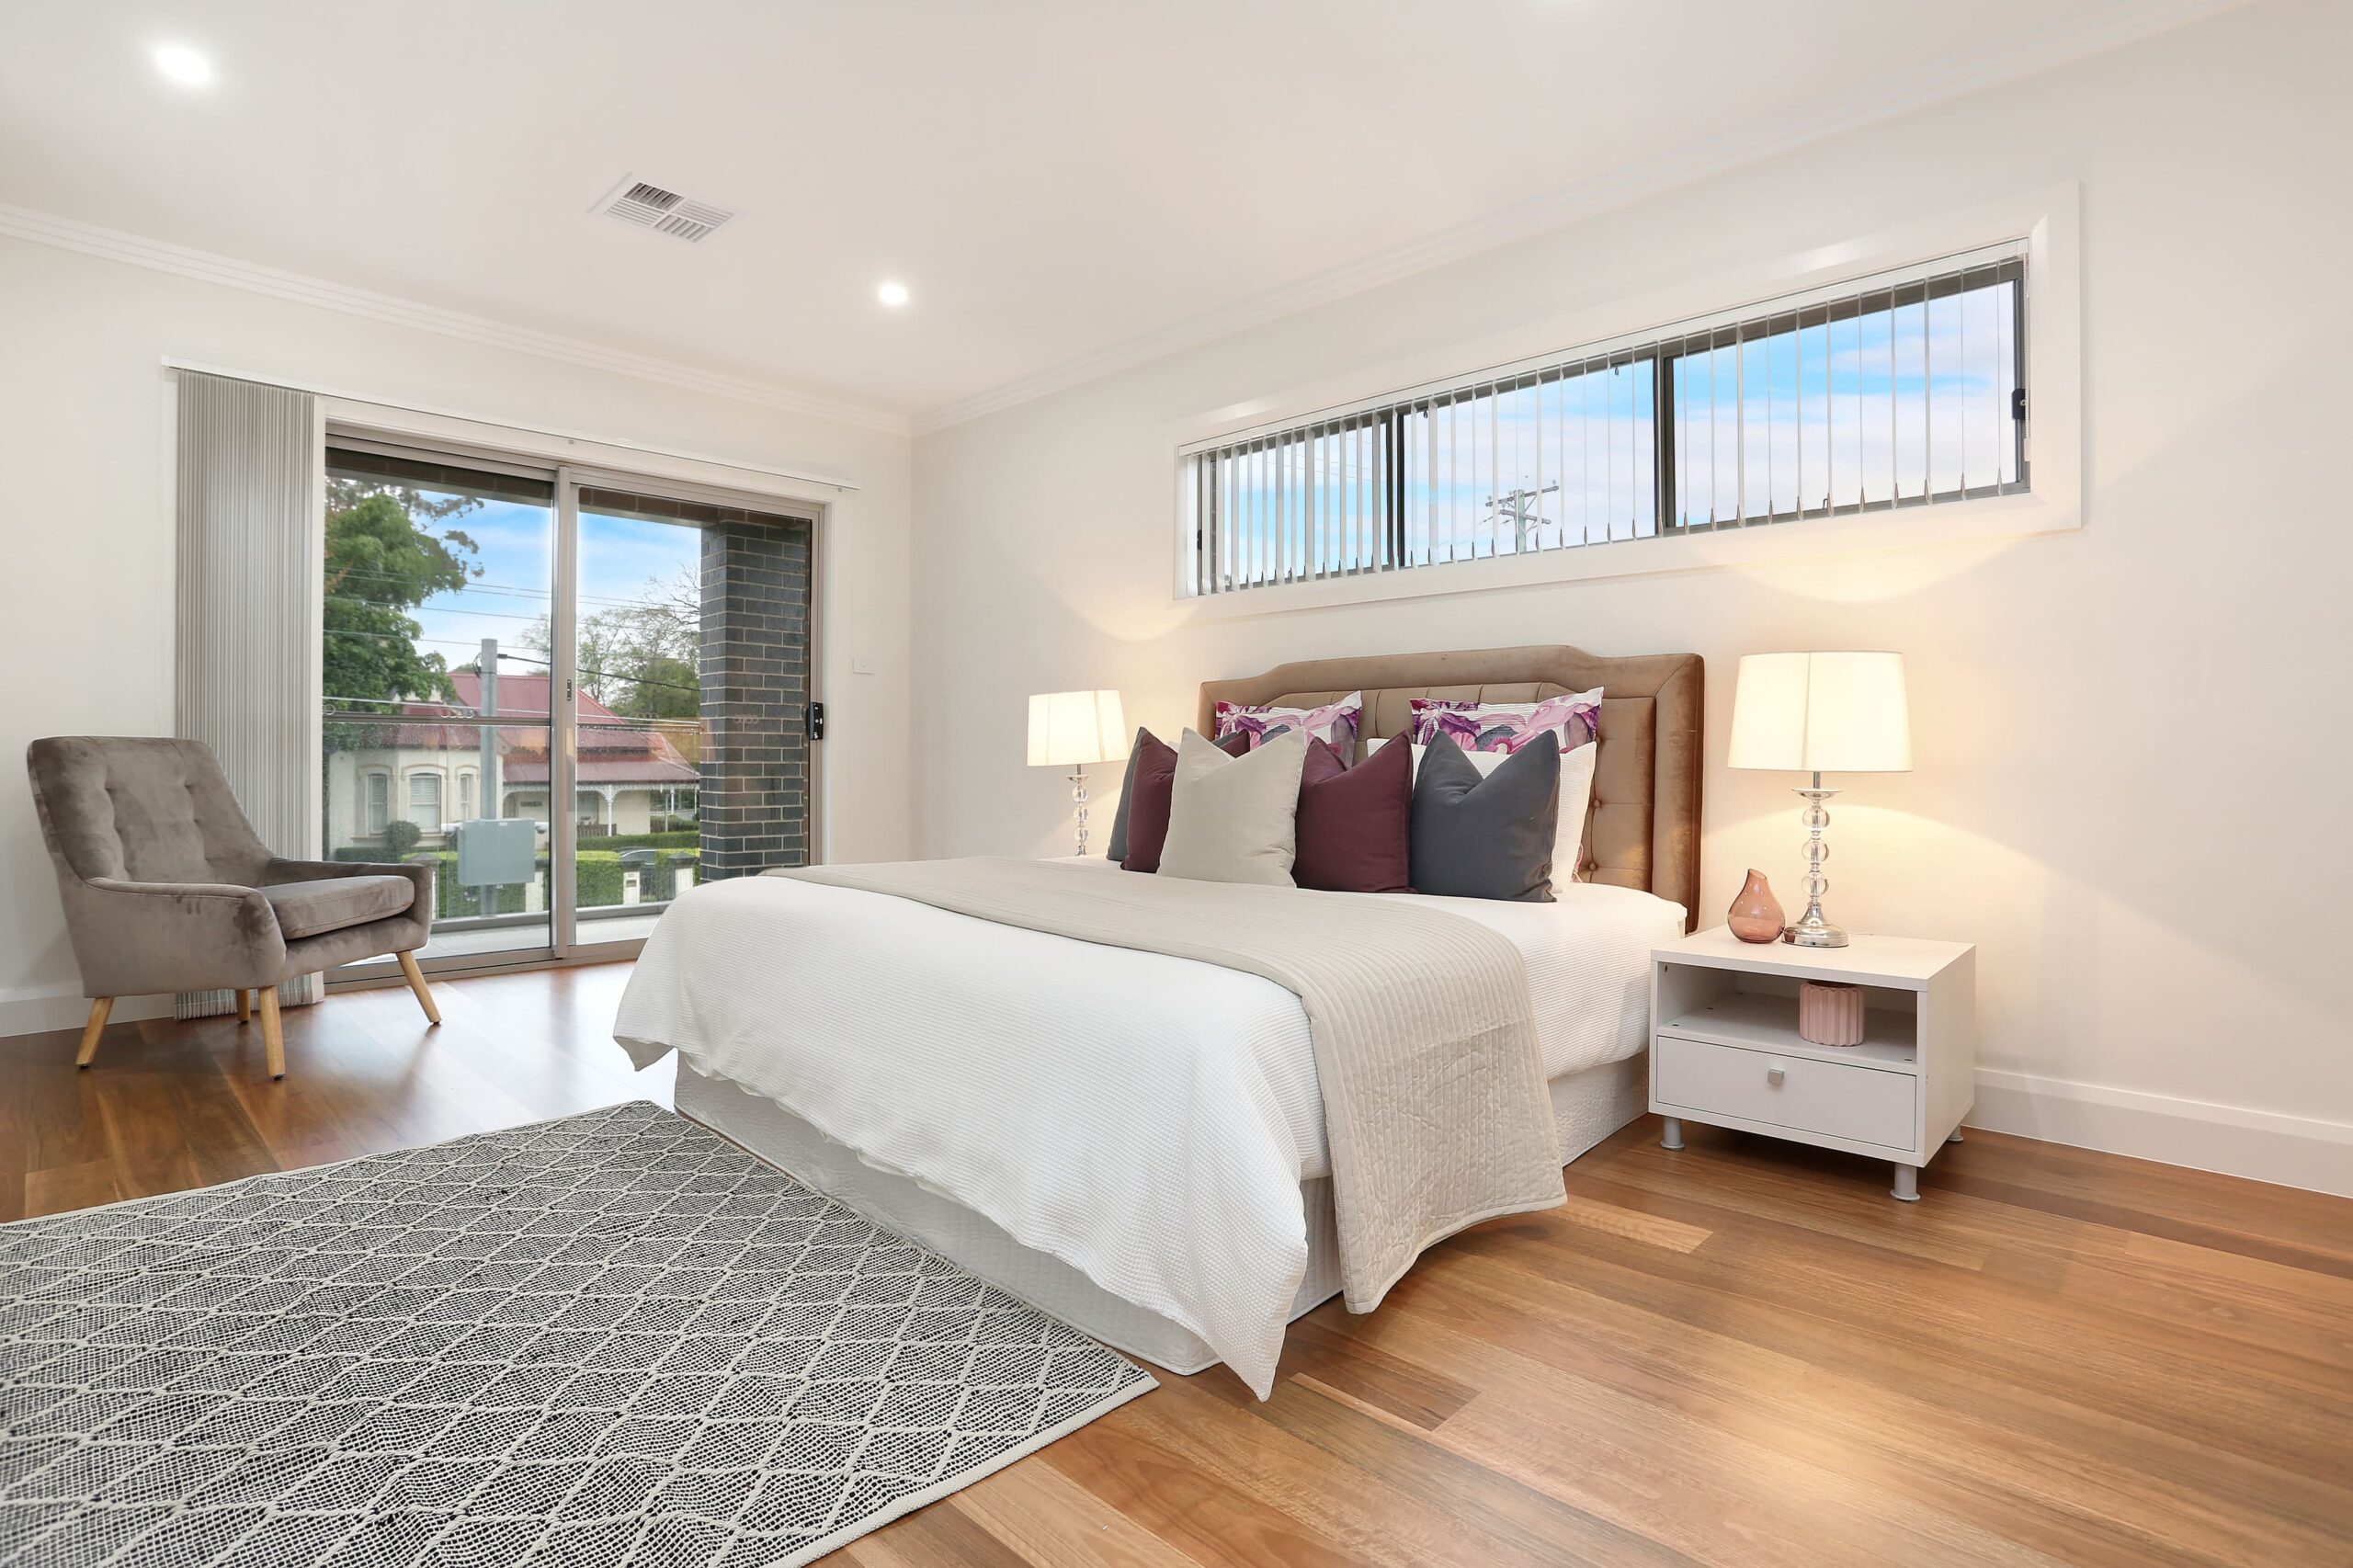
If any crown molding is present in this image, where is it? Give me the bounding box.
[0,202,911,437]
[909,0,2245,437]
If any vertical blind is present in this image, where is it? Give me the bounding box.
[175,370,323,1016]
[1183,242,2028,596]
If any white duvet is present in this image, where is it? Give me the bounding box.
[613,859,1683,1395]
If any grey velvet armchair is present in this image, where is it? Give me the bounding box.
[27,736,440,1078]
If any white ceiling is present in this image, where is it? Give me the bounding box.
[0,0,2231,430]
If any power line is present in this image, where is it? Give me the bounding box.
[325,631,703,701]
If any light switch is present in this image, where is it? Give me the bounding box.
[850,653,877,676]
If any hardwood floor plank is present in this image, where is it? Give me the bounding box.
[3,965,2347,1568]
[949,1456,1212,1568]
[1273,1318,1480,1431]
[1410,1228,2353,1563]
[1042,1415,1372,1567]
[1108,1371,1588,1568]
[838,1500,1033,1568]
[1937,1170,2353,1281]
[22,1156,121,1217]
[1939,1128,2353,1259]
[0,1051,28,1221]
[90,1067,208,1201]
[1185,1349,1700,1568]
[1552,1190,1713,1253]
[1302,1281,2063,1568]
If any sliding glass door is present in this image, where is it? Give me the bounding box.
[568,487,710,948]
[320,437,814,978]
[324,446,559,965]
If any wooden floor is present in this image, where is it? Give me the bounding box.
[5,966,2348,1568]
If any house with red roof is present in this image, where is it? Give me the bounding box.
[324,669,699,851]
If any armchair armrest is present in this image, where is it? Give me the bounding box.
[65,878,287,995]
[263,857,432,916]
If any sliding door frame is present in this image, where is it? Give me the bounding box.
[321,423,824,988]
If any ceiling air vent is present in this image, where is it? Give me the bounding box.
[591,176,735,244]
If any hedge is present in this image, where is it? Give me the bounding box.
[334,846,699,917]
[587,831,699,851]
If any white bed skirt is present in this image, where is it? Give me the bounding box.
[675,1051,1648,1377]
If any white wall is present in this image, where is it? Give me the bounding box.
[912,0,2353,1194]
[0,234,915,1034]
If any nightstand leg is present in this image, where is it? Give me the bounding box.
[1660,1117,1685,1151]
[1946,1131,1964,1143]
[1892,1164,1920,1202]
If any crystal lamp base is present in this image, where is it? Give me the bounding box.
[1781,775,1850,947]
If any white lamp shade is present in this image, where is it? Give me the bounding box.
[1027,689,1131,767]
[1727,653,1912,774]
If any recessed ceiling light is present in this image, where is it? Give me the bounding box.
[876,280,910,308]
[153,44,212,85]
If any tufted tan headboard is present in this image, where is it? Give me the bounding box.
[1199,644,1703,927]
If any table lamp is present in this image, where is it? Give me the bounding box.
[1727,652,1912,948]
[1027,689,1130,857]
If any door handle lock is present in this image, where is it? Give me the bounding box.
[1766,1063,1786,1087]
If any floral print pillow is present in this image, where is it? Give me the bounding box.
[1212,690,1362,753]
[1408,687,1603,755]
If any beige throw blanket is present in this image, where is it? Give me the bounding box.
[772,858,1564,1311]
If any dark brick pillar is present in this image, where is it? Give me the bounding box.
[698,512,813,880]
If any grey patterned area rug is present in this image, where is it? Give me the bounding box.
[0,1102,1154,1567]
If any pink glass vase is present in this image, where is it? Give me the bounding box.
[1727,869,1786,944]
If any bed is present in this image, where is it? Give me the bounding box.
[616,644,1702,1395]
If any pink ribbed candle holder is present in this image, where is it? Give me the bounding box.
[1798,980,1866,1047]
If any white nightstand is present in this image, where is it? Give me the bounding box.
[1649,927,1976,1201]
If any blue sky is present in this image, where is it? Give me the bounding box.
[1209,277,2019,584]
[406,504,700,692]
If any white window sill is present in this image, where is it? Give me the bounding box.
[1167,487,2076,622]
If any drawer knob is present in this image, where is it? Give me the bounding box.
[1766,1063,1787,1087]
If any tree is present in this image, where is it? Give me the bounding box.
[518,563,701,718]
[323,488,481,713]
[610,653,699,720]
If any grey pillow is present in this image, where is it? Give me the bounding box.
[1104,729,1148,860]
[1158,728,1308,887]
[1408,733,1560,902]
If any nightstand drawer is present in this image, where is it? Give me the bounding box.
[1654,1034,1915,1150]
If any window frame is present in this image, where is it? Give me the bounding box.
[406,769,443,833]
[362,770,391,836]
[1168,187,2081,619]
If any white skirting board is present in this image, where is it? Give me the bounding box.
[0,986,176,1040]
[1968,1068,2353,1199]
[0,985,326,1040]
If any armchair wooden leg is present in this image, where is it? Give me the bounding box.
[235,988,251,1024]
[256,988,285,1080]
[76,998,112,1068]
[397,951,441,1027]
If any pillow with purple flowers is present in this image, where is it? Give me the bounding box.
[1408,687,1602,755]
[1212,690,1362,754]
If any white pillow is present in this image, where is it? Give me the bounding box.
[1159,728,1309,887]
[1410,740,1599,889]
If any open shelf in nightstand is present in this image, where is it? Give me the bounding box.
[1659,990,1918,1072]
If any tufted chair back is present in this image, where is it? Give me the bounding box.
[26,736,275,889]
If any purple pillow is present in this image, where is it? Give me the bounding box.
[1293,734,1414,894]
[1120,728,1248,873]
[1212,692,1363,754]
[1408,688,1602,754]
